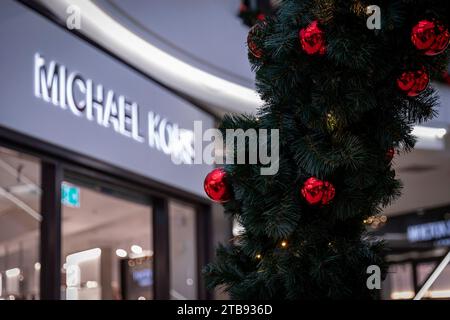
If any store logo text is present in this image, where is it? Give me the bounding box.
[34,53,194,164]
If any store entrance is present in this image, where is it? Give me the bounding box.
[0,146,41,300]
[59,175,200,300]
[0,142,206,300]
[60,178,153,300]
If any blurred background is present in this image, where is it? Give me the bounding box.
[0,0,449,300]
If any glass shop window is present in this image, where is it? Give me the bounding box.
[0,147,41,300]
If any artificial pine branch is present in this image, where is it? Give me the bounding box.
[204,0,450,299]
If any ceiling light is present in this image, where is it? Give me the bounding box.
[5,268,20,278]
[115,249,127,258]
[412,126,447,139]
[427,290,450,298]
[391,291,415,300]
[66,248,101,265]
[131,245,143,255]
[86,281,98,289]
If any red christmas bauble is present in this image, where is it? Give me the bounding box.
[301,177,335,205]
[299,21,326,55]
[396,67,429,97]
[385,148,395,162]
[411,20,450,56]
[247,23,264,58]
[204,168,231,203]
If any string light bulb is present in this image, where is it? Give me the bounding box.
[364,215,388,229]
[326,112,338,131]
[280,240,288,248]
[255,253,262,260]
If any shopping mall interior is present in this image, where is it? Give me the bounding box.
[1,0,450,300]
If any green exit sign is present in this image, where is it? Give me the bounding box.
[62,183,80,208]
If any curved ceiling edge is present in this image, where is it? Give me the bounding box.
[36,0,262,115]
[97,0,255,88]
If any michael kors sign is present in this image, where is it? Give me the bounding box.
[34,53,195,165]
[0,0,213,196]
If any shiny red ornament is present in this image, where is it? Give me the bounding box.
[411,20,450,56]
[299,21,326,55]
[385,148,395,162]
[301,177,335,205]
[204,168,231,203]
[247,23,264,58]
[396,67,429,97]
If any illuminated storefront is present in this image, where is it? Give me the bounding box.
[0,0,224,300]
[376,205,450,300]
